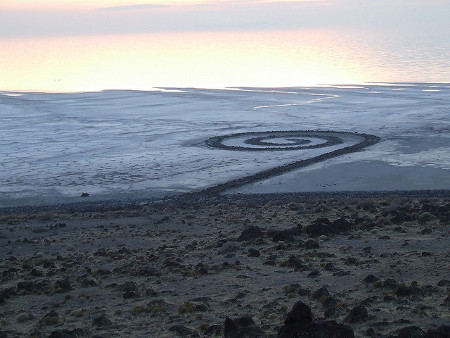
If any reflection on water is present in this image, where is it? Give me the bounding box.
[1,28,449,92]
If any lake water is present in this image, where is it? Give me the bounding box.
[1,28,449,92]
[1,29,449,207]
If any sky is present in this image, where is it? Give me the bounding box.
[1,0,450,37]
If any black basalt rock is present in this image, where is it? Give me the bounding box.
[387,326,425,338]
[284,301,313,325]
[92,315,112,328]
[424,325,450,338]
[268,225,302,242]
[278,301,354,338]
[238,226,264,241]
[344,305,368,323]
[168,325,199,337]
[331,218,352,232]
[278,319,354,338]
[224,315,266,338]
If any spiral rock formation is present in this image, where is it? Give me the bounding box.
[201,130,380,195]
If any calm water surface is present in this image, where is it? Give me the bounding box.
[1,28,449,91]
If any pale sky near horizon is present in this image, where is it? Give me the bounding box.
[2,0,450,37]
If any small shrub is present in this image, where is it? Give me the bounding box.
[178,301,196,314]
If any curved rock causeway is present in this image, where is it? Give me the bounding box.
[200,130,380,195]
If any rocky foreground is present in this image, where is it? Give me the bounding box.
[0,194,449,337]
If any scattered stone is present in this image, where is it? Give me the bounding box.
[312,287,330,300]
[49,328,90,338]
[54,278,72,292]
[387,326,425,338]
[224,315,265,338]
[204,324,223,336]
[383,279,399,290]
[345,257,358,265]
[365,327,376,336]
[324,262,335,271]
[169,325,199,337]
[424,325,450,337]
[0,288,15,304]
[363,274,380,283]
[39,310,59,326]
[146,288,158,297]
[238,226,264,241]
[395,286,420,297]
[278,301,354,338]
[268,225,302,242]
[307,270,320,278]
[284,301,313,324]
[344,305,368,323]
[123,291,138,299]
[195,263,208,275]
[420,228,432,235]
[286,255,308,271]
[119,281,137,292]
[264,259,276,266]
[306,218,352,237]
[305,239,320,249]
[248,248,261,257]
[92,316,112,327]
[305,218,331,237]
[80,277,97,288]
[30,268,44,277]
[437,279,450,287]
[323,297,339,318]
[333,270,351,277]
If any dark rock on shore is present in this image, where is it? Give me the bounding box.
[363,274,380,283]
[204,324,223,336]
[54,278,72,293]
[278,301,354,338]
[0,288,15,304]
[224,315,266,338]
[304,239,319,249]
[284,301,312,325]
[248,248,261,257]
[285,255,309,271]
[312,287,330,300]
[49,328,90,338]
[306,218,352,237]
[423,325,450,337]
[387,326,425,338]
[169,325,199,337]
[238,226,264,241]
[267,225,302,242]
[92,316,112,327]
[344,305,368,323]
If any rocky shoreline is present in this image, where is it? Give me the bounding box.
[0,193,449,337]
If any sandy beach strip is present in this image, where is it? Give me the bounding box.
[0,191,449,337]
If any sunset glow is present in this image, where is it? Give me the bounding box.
[0,29,377,92]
